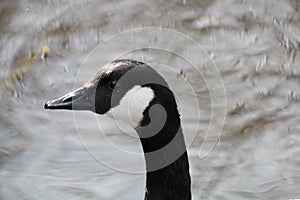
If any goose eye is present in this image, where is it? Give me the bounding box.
[108,80,117,90]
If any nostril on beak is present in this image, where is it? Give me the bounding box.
[62,96,73,103]
[44,87,91,111]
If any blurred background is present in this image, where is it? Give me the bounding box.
[0,0,300,199]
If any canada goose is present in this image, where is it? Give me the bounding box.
[44,60,191,200]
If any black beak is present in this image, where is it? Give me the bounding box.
[44,87,94,111]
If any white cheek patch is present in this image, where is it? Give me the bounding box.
[105,85,155,127]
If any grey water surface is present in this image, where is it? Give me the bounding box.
[1,0,300,199]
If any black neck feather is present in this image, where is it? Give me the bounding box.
[136,84,191,200]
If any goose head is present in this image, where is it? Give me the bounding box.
[44,60,170,128]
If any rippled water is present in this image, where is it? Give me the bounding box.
[1,0,300,199]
